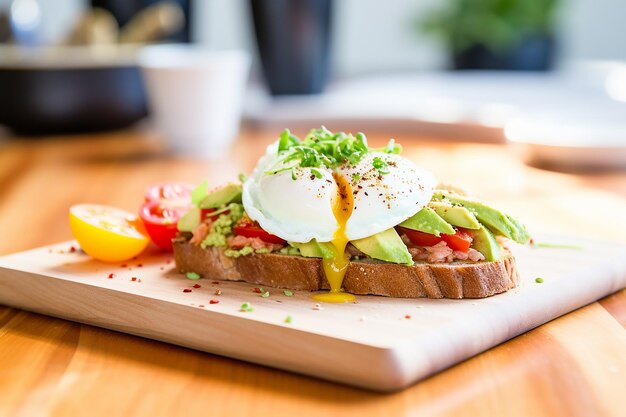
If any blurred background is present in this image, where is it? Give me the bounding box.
[1,0,626,169]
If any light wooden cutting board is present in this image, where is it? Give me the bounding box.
[0,234,624,391]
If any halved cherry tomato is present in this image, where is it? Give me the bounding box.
[141,182,195,251]
[400,228,443,247]
[233,218,286,245]
[441,229,473,252]
[69,204,149,262]
[400,227,473,252]
[144,182,194,206]
[140,200,189,251]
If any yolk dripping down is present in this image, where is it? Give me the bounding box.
[312,172,356,303]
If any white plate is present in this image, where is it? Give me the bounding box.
[505,102,626,170]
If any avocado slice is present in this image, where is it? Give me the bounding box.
[433,191,527,244]
[177,206,201,232]
[506,215,531,244]
[468,226,501,261]
[429,201,481,230]
[290,240,334,259]
[399,207,455,236]
[199,183,242,209]
[352,228,413,265]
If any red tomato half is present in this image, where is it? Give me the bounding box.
[441,229,473,252]
[233,218,286,245]
[144,182,194,206]
[139,201,188,251]
[400,227,473,252]
[400,228,443,247]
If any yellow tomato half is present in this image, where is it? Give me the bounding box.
[69,204,149,262]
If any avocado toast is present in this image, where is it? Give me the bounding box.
[174,128,529,300]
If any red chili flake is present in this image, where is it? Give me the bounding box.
[108,273,115,279]
[131,277,137,282]
[404,315,411,319]
[159,267,164,270]
[214,289,222,296]
[138,279,142,283]
[137,263,143,267]
[253,287,262,293]
[212,281,219,285]
[165,259,172,264]
[183,288,192,293]
[198,305,205,308]
[193,284,201,289]
[209,299,219,304]
[120,264,127,268]
[69,246,77,253]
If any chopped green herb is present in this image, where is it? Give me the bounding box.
[238,173,247,183]
[351,173,362,182]
[240,302,254,312]
[284,315,293,324]
[283,289,293,297]
[310,168,322,178]
[534,242,583,250]
[278,128,300,152]
[535,277,544,283]
[186,272,201,280]
[372,156,390,174]
[261,291,270,298]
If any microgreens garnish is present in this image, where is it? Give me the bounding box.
[284,315,293,324]
[261,291,270,298]
[266,127,401,180]
[372,156,390,175]
[310,168,323,179]
[283,289,293,297]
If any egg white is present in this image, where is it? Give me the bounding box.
[242,144,436,243]
[339,152,435,240]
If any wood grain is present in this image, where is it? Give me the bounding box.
[1,127,626,415]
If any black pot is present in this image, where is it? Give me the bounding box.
[452,35,556,71]
[0,46,147,135]
[250,0,332,95]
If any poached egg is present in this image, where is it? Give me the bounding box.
[242,137,436,302]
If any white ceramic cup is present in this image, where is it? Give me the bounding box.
[138,45,250,157]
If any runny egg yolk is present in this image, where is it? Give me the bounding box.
[312,172,356,303]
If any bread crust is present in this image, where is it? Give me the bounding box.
[173,239,519,299]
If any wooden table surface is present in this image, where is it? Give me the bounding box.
[1,127,625,417]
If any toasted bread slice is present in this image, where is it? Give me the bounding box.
[172,238,520,299]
